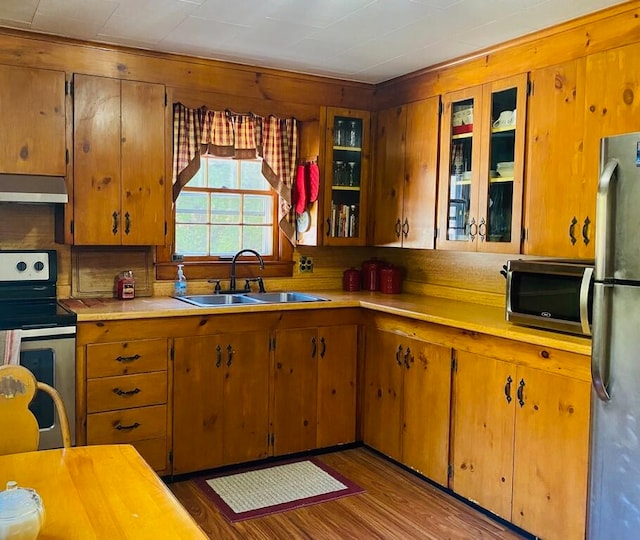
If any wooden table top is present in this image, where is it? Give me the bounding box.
[0,444,207,539]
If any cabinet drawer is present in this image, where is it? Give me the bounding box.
[87,339,167,378]
[87,405,167,444]
[87,372,167,413]
[130,438,167,472]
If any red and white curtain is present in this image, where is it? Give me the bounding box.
[172,103,298,243]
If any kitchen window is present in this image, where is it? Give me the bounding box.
[156,155,294,281]
[175,157,277,257]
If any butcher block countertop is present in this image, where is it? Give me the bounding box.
[62,291,591,356]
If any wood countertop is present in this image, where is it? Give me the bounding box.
[62,291,591,356]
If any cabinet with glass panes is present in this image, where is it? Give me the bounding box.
[322,107,370,246]
[437,74,527,253]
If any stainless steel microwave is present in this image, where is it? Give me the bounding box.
[505,259,594,336]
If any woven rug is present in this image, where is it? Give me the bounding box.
[195,457,364,522]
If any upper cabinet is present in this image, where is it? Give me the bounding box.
[524,59,590,258]
[437,74,527,253]
[372,97,440,249]
[72,74,166,246]
[0,65,66,176]
[322,107,370,246]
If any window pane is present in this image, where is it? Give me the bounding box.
[244,226,273,255]
[208,159,237,189]
[189,165,206,188]
[240,160,267,190]
[176,192,208,224]
[211,225,241,256]
[211,193,241,224]
[176,224,209,256]
[244,195,272,225]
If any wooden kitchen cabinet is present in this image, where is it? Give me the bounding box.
[272,324,357,455]
[363,326,452,486]
[372,97,439,249]
[0,64,66,176]
[172,331,270,475]
[437,74,527,253]
[451,350,590,540]
[321,107,370,245]
[72,74,165,245]
[84,337,170,474]
[524,58,591,258]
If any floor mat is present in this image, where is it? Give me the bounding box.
[195,457,364,522]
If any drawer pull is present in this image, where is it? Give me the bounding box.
[396,345,403,366]
[216,345,222,368]
[226,344,233,367]
[403,347,412,369]
[115,354,141,363]
[320,337,326,358]
[517,378,526,407]
[112,387,141,397]
[311,337,317,359]
[504,375,513,403]
[115,422,140,431]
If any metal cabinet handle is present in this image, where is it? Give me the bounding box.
[504,375,513,403]
[517,378,525,407]
[402,218,409,239]
[115,354,141,363]
[320,337,326,358]
[311,337,317,358]
[124,212,131,235]
[216,345,222,368]
[569,216,578,245]
[226,344,233,367]
[582,216,591,245]
[112,387,141,397]
[478,217,486,241]
[396,345,403,366]
[469,218,478,241]
[112,211,119,235]
[115,422,140,431]
[395,218,402,239]
[326,218,331,236]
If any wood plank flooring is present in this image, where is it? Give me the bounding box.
[167,447,528,539]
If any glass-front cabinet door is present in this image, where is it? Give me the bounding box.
[438,74,527,253]
[322,107,370,246]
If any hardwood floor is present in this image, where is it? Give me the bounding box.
[167,447,528,539]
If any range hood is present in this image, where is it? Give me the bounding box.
[0,174,68,204]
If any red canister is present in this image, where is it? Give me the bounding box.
[342,267,361,291]
[380,265,403,294]
[361,258,384,291]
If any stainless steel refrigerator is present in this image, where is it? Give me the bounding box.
[588,132,640,539]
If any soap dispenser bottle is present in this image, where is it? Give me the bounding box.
[174,264,187,297]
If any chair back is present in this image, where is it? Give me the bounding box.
[0,364,71,455]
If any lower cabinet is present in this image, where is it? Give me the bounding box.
[451,350,590,540]
[363,326,452,486]
[172,331,270,475]
[272,324,357,455]
[84,337,170,473]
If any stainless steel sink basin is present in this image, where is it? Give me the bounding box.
[174,291,329,307]
[243,292,329,303]
[175,294,265,307]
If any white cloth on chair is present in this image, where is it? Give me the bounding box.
[0,329,22,365]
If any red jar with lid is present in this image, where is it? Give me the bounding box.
[117,270,135,300]
[361,258,384,291]
[379,265,403,294]
[342,267,361,291]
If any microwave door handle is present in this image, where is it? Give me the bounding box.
[595,157,619,282]
[591,283,612,402]
[579,266,593,336]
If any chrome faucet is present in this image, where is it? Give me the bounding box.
[230,249,264,292]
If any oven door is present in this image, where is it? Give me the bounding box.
[19,326,76,449]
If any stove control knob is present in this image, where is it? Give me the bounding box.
[16,261,27,272]
[34,261,45,272]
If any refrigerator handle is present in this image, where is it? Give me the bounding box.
[594,158,619,281]
[591,283,613,402]
[579,266,593,336]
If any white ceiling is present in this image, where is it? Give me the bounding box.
[0,0,629,83]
